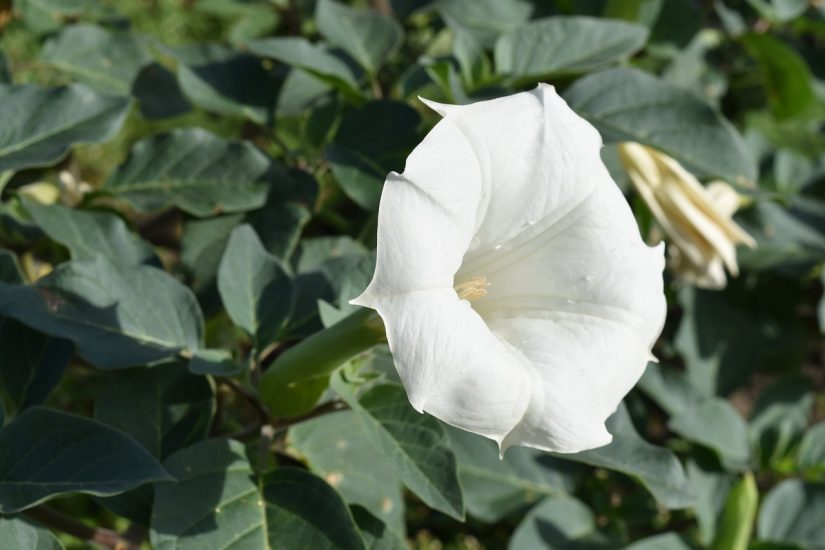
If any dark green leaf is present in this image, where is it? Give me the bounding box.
[798,423,825,475]
[495,17,648,80]
[0,250,24,284]
[350,505,406,550]
[104,128,272,217]
[687,459,736,545]
[0,255,203,369]
[22,199,157,266]
[669,398,751,471]
[40,24,151,95]
[0,84,130,172]
[0,407,171,513]
[447,426,573,523]
[0,52,9,84]
[290,410,405,532]
[637,362,704,417]
[757,479,825,548]
[0,319,72,414]
[181,213,245,294]
[0,517,64,549]
[14,0,117,35]
[218,225,294,350]
[315,0,403,75]
[188,349,243,376]
[335,381,464,520]
[741,33,816,120]
[435,0,533,48]
[132,63,191,120]
[750,376,813,467]
[246,37,361,96]
[626,533,693,550]
[560,404,695,509]
[509,495,614,549]
[564,67,756,183]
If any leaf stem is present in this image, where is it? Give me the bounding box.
[24,506,142,550]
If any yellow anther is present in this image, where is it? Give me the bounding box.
[455,276,490,301]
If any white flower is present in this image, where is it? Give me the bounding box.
[352,85,666,454]
[618,142,756,290]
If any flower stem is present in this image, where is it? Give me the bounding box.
[259,308,386,407]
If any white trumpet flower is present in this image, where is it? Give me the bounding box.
[618,142,756,290]
[352,85,667,454]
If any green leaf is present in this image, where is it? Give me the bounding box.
[637,362,704,417]
[151,439,364,550]
[446,426,573,523]
[757,479,825,548]
[741,33,816,120]
[509,495,614,549]
[0,318,72,415]
[0,406,171,513]
[687,459,736,545]
[798,423,825,475]
[132,63,191,120]
[626,533,693,550]
[0,83,130,172]
[246,37,361,97]
[315,0,403,75]
[22,199,157,266]
[669,398,751,471]
[0,516,64,549]
[189,349,243,376]
[170,44,278,125]
[560,403,695,509]
[327,101,420,210]
[218,225,294,350]
[435,0,533,48]
[335,381,465,520]
[495,17,648,80]
[104,128,272,217]
[290,410,405,532]
[0,250,24,284]
[746,0,809,21]
[712,472,759,550]
[0,255,203,369]
[181,213,245,294]
[40,24,151,95]
[0,52,10,84]
[261,468,365,550]
[564,67,756,183]
[350,505,406,550]
[13,0,116,35]
[750,376,813,467]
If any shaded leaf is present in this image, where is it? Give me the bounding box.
[0,407,171,513]
[750,376,813,467]
[798,423,825,475]
[0,255,203,369]
[350,505,406,550]
[757,479,825,548]
[435,0,533,48]
[0,516,64,549]
[104,128,272,217]
[669,398,751,471]
[132,63,191,120]
[509,495,614,549]
[0,250,24,285]
[0,84,130,172]
[564,67,756,183]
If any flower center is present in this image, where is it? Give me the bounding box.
[454,276,490,301]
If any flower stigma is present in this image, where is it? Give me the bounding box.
[454,276,490,301]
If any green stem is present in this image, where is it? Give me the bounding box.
[259,308,386,406]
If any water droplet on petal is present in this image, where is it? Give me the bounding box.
[493,244,503,250]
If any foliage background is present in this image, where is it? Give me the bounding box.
[0,0,824,548]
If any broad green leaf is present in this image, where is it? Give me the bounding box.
[22,199,157,266]
[0,52,9,84]
[218,225,294,350]
[669,398,751,471]
[189,349,243,376]
[95,364,214,460]
[246,37,361,97]
[181,213,245,294]
[315,0,403,75]
[712,472,758,550]
[798,423,825,474]
[262,468,365,550]
[13,0,116,35]
[335,381,464,520]
[0,407,171,513]
[40,24,151,95]
[350,505,406,550]
[151,439,364,550]
[446,426,573,523]
[750,376,813,467]
[561,404,695,509]
[687,459,736,545]
[0,319,72,415]
[0,517,64,549]
[104,128,272,217]
[495,17,648,80]
[435,0,533,48]
[132,63,191,120]
[327,101,420,210]
[290,410,405,532]
[564,67,756,183]
[637,362,704,417]
[453,31,491,89]
[626,533,693,550]
[741,33,816,120]
[0,84,130,172]
[0,250,24,285]
[747,0,809,23]
[0,255,203,369]
[151,438,267,549]
[509,495,614,549]
[170,44,278,125]
[757,479,825,548]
